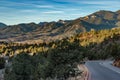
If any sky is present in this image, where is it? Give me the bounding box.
[0,0,120,25]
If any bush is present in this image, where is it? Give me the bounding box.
[0,57,5,69]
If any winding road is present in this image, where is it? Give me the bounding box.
[85,61,120,80]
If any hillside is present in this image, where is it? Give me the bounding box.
[0,10,120,43]
[1,27,120,57]
[0,22,7,28]
[2,26,120,80]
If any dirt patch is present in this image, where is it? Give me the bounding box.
[113,59,120,68]
[78,64,89,80]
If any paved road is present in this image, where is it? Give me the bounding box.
[0,69,4,80]
[85,61,120,80]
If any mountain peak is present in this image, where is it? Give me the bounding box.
[0,10,120,42]
[0,22,7,28]
[58,19,65,24]
[18,22,36,25]
[94,10,114,15]
[116,10,120,14]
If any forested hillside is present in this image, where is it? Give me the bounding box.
[1,27,120,57]
[1,0,120,79]
[1,27,120,80]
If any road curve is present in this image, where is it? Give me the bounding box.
[85,61,120,80]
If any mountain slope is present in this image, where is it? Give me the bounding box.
[0,22,7,28]
[0,10,120,43]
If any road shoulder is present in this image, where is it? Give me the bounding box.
[78,64,90,80]
[100,61,120,74]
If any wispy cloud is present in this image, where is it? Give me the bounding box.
[0,6,14,10]
[0,0,120,25]
[0,1,32,7]
[71,13,88,16]
[35,5,54,8]
[20,10,37,12]
[71,13,82,16]
[52,0,80,3]
[81,1,120,5]
[80,1,120,10]
[64,8,80,11]
[42,11,64,14]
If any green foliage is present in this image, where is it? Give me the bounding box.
[5,39,85,80]
[3,27,120,79]
[107,43,120,59]
[0,57,5,69]
[5,53,34,80]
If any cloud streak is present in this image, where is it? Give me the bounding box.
[42,11,64,14]
[0,0,120,25]
[81,1,120,5]
[35,5,54,8]
[20,9,37,12]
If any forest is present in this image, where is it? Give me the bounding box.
[0,27,120,80]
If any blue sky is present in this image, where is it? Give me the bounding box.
[0,0,120,25]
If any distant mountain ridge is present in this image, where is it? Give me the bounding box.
[0,10,120,43]
[0,22,7,28]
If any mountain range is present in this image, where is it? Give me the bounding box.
[0,10,120,43]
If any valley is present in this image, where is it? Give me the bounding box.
[0,8,120,80]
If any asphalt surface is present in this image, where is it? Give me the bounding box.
[85,61,120,80]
